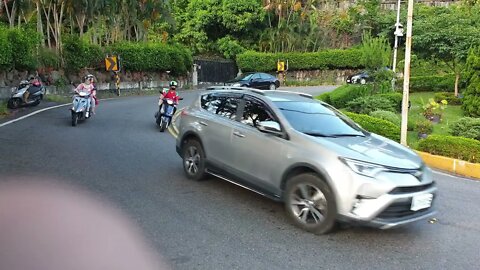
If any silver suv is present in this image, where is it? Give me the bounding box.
[175,87,437,234]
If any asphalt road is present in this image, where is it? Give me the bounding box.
[1,86,479,270]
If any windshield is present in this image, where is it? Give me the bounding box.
[275,101,366,137]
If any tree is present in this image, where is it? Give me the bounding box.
[414,5,480,96]
[462,47,480,117]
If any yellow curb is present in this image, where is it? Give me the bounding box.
[416,151,480,180]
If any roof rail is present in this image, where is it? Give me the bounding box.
[262,90,313,99]
[205,85,266,95]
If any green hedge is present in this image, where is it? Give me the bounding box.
[450,117,480,140]
[237,49,364,72]
[0,26,13,70]
[376,92,403,112]
[344,112,401,142]
[0,26,39,70]
[417,135,480,163]
[407,74,455,92]
[63,35,103,71]
[346,96,396,115]
[324,85,370,108]
[108,42,192,75]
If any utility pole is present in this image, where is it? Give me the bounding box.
[400,0,414,146]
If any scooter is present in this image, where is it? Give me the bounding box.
[71,90,92,127]
[7,80,46,109]
[156,98,178,132]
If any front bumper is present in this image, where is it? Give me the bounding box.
[340,185,437,229]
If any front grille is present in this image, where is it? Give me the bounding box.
[377,199,431,219]
[389,182,435,195]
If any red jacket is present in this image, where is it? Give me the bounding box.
[163,90,179,103]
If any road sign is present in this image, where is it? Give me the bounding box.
[105,55,119,72]
[277,61,285,72]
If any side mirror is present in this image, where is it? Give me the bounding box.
[257,121,283,136]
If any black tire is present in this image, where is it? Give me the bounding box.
[71,112,78,127]
[32,98,41,106]
[182,139,206,181]
[269,83,276,90]
[7,98,21,109]
[284,173,337,234]
[159,119,167,132]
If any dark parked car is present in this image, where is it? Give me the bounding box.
[346,71,370,85]
[226,72,280,90]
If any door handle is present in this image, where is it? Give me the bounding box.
[233,131,245,138]
[199,121,208,126]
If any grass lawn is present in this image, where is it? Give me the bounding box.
[407,92,464,147]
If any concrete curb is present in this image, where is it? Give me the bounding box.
[416,151,480,180]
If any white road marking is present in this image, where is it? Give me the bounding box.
[0,103,71,128]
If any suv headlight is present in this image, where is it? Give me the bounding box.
[340,158,386,178]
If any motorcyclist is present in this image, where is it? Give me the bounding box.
[75,75,96,115]
[159,81,180,114]
[23,75,41,102]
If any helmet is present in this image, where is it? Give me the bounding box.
[85,74,94,81]
[169,81,178,87]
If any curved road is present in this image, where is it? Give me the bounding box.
[1,87,479,270]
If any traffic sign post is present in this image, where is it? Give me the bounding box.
[105,55,120,72]
[277,60,288,87]
[105,55,121,96]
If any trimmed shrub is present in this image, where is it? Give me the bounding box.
[108,42,192,75]
[417,135,480,163]
[376,92,403,112]
[369,110,401,126]
[415,120,434,135]
[450,117,480,140]
[63,35,103,71]
[346,96,396,115]
[407,74,455,92]
[317,92,331,104]
[344,112,401,142]
[236,49,364,72]
[328,85,370,108]
[434,92,462,105]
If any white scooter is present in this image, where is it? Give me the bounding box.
[7,80,46,109]
[71,90,92,127]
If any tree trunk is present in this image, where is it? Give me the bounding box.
[455,73,460,97]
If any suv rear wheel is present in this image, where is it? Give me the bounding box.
[284,173,337,234]
[182,139,206,181]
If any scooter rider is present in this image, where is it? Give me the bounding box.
[159,81,180,114]
[23,75,41,102]
[75,75,96,116]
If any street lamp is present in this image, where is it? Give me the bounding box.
[392,0,404,73]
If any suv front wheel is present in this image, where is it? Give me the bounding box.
[182,139,206,181]
[284,173,337,234]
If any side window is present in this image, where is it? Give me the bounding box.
[201,93,239,120]
[240,98,275,127]
[260,73,272,80]
[251,73,261,81]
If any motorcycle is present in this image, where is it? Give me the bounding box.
[155,94,183,132]
[71,90,92,127]
[7,80,46,109]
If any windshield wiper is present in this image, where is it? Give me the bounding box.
[328,134,366,138]
[304,132,365,138]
